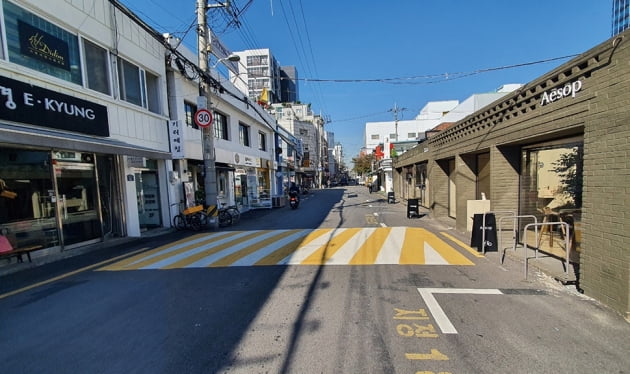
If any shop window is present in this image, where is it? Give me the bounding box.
[3,1,82,85]
[214,111,228,140]
[239,123,250,147]
[520,141,583,257]
[82,39,111,95]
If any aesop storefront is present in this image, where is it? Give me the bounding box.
[393,31,630,318]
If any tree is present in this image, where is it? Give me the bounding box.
[352,152,374,176]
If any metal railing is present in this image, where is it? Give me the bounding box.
[523,221,571,279]
[497,214,538,264]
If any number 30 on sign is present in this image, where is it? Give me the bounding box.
[194,109,213,128]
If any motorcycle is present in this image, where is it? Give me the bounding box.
[289,191,300,209]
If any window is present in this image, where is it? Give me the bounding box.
[247,55,268,66]
[144,71,160,114]
[4,1,81,85]
[299,129,308,136]
[239,123,250,147]
[520,141,583,253]
[184,102,197,128]
[258,131,267,151]
[214,111,228,140]
[116,57,161,114]
[82,39,110,95]
[117,57,142,106]
[389,133,397,140]
[407,132,417,138]
[371,134,379,140]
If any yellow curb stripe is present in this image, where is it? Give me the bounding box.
[424,230,474,265]
[440,232,485,258]
[0,247,149,300]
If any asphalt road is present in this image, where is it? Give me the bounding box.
[0,186,628,373]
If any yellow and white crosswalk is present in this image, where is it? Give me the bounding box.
[98,227,476,271]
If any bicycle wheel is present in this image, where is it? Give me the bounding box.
[173,214,186,231]
[197,212,208,228]
[228,207,240,224]
[218,210,232,227]
[189,214,202,231]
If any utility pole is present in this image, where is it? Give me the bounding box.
[197,0,218,228]
[388,103,407,142]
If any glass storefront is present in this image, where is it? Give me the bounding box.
[520,140,583,260]
[0,147,104,251]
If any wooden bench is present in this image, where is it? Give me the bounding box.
[0,245,44,263]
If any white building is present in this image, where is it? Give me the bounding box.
[230,48,282,104]
[365,85,521,194]
[436,84,522,126]
[271,103,325,188]
[364,101,459,151]
[0,0,174,257]
[165,38,279,212]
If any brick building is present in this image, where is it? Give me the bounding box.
[393,30,630,319]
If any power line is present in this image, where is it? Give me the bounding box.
[294,54,579,84]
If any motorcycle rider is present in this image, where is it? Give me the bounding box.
[289,182,300,197]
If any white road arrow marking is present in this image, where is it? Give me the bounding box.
[417,288,503,334]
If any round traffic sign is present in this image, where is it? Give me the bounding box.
[194,109,213,128]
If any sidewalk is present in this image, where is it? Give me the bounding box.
[380,190,579,287]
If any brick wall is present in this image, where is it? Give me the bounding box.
[394,30,630,317]
[581,33,630,319]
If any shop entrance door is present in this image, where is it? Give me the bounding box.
[54,159,102,247]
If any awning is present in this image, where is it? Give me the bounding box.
[0,122,171,159]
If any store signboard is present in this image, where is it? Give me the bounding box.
[168,120,185,159]
[540,80,583,106]
[18,20,70,71]
[0,75,109,136]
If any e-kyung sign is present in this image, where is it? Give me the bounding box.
[0,75,109,136]
[540,80,583,106]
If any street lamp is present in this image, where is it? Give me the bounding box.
[212,53,240,69]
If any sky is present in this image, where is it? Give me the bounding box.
[120,0,612,164]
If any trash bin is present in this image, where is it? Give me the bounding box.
[387,192,395,204]
[407,198,419,218]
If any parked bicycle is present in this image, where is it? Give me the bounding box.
[171,203,205,231]
[218,203,240,227]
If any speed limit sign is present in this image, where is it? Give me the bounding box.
[194,109,213,128]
